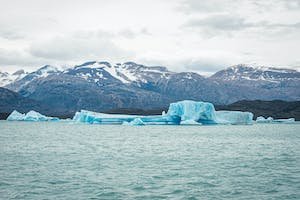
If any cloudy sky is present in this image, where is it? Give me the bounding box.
[0,0,300,74]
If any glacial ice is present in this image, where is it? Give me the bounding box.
[256,116,295,124]
[215,111,254,125]
[167,100,217,124]
[73,100,255,125]
[128,118,145,126]
[7,110,25,121]
[6,110,59,121]
[72,110,179,125]
[180,120,202,125]
[273,118,295,123]
[256,116,274,123]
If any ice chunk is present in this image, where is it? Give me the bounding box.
[273,118,295,123]
[180,120,202,125]
[256,116,273,123]
[73,110,179,125]
[216,111,254,125]
[73,100,255,125]
[6,110,59,121]
[73,110,140,124]
[256,116,295,124]
[129,118,145,126]
[25,110,49,121]
[7,110,25,121]
[166,100,253,125]
[166,100,217,124]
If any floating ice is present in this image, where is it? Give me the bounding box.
[73,110,179,125]
[216,111,254,125]
[256,116,295,124]
[24,110,49,121]
[166,100,253,125]
[180,120,202,125]
[7,110,25,121]
[129,118,145,126]
[256,116,274,123]
[273,118,295,123]
[166,100,217,124]
[6,110,59,121]
[73,100,255,125]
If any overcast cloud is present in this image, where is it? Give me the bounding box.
[0,0,299,74]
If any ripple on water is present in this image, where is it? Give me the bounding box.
[0,122,299,199]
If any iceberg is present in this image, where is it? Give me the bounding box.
[7,110,25,121]
[129,118,145,126]
[72,110,179,125]
[73,100,254,125]
[216,111,254,125]
[256,116,295,124]
[6,110,59,121]
[256,116,274,123]
[24,110,49,121]
[273,118,295,123]
[166,100,253,125]
[180,120,202,125]
[166,100,217,124]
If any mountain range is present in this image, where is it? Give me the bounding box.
[0,62,299,116]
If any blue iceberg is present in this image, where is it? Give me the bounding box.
[180,120,202,125]
[73,100,254,125]
[256,116,274,123]
[6,110,59,121]
[166,100,217,124]
[72,110,179,125]
[166,100,253,125]
[7,110,25,121]
[215,111,254,125]
[123,118,145,126]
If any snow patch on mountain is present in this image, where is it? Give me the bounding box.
[0,70,28,87]
[211,64,300,82]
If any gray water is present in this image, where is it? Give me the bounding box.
[0,121,300,200]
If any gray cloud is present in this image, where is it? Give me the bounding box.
[0,27,26,40]
[0,0,299,73]
[182,14,300,36]
[183,15,251,31]
[0,48,47,67]
[29,34,133,61]
[283,0,300,10]
[179,0,300,14]
[178,0,233,14]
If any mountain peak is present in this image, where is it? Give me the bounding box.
[211,63,300,81]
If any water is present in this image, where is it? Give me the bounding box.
[0,122,300,199]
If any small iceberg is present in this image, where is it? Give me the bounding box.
[256,116,274,123]
[273,118,295,124]
[216,111,254,125]
[6,110,59,121]
[7,110,25,121]
[123,118,145,126]
[256,116,295,124]
[180,120,202,125]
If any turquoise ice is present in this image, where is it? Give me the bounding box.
[6,110,59,121]
[72,100,254,125]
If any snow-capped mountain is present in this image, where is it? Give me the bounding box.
[6,65,60,92]
[1,61,300,113]
[0,69,28,87]
[210,64,300,82]
[64,61,173,86]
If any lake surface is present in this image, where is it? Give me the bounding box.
[0,121,300,199]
